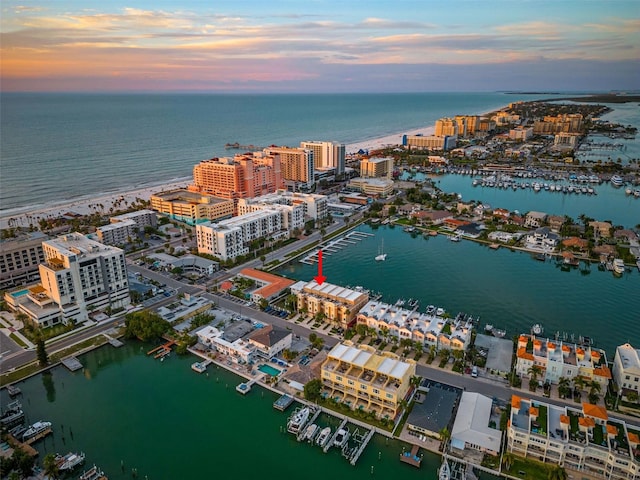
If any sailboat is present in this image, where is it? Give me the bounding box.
[375,238,387,261]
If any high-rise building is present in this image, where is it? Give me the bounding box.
[5,233,129,326]
[360,157,393,179]
[237,190,328,222]
[191,154,283,200]
[150,189,235,225]
[264,147,314,190]
[0,232,47,289]
[300,141,345,175]
[455,115,479,136]
[435,117,459,137]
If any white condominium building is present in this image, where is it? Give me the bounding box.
[515,334,611,390]
[508,394,639,479]
[7,233,129,326]
[97,209,158,246]
[356,301,474,352]
[300,141,345,174]
[238,189,328,221]
[196,208,289,261]
[612,343,640,400]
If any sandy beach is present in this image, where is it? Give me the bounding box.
[0,123,436,230]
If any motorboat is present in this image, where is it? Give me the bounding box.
[316,427,332,447]
[55,451,85,471]
[484,324,494,333]
[610,175,624,187]
[612,258,625,275]
[333,428,350,448]
[492,328,506,338]
[302,423,318,442]
[449,234,461,242]
[287,407,310,434]
[439,458,450,480]
[375,238,387,262]
[0,401,24,428]
[22,421,52,442]
[436,307,445,317]
[531,324,544,336]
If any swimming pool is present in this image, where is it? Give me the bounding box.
[258,364,281,376]
[10,289,29,298]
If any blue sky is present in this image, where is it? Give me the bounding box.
[1,0,638,92]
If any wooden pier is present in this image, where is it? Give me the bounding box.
[399,444,423,468]
[61,356,83,371]
[147,340,176,359]
[23,428,53,445]
[5,434,38,457]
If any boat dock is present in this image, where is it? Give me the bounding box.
[103,333,123,348]
[297,408,321,442]
[61,356,83,371]
[399,444,423,468]
[300,231,374,264]
[23,427,53,445]
[147,340,176,359]
[236,378,257,394]
[5,435,38,457]
[348,427,375,466]
[6,385,21,396]
[273,394,294,411]
[324,418,348,453]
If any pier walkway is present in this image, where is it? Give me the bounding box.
[102,333,123,348]
[350,427,375,465]
[300,231,374,265]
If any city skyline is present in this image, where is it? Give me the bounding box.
[1,1,639,92]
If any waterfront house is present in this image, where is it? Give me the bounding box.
[507,394,640,478]
[524,227,559,252]
[196,325,254,363]
[443,218,471,232]
[410,210,452,226]
[524,211,547,229]
[246,324,292,359]
[406,380,460,439]
[589,221,612,238]
[614,229,639,243]
[611,343,640,403]
[450,392,502,456]
[492,208,511,221]
[561,237,589,253]
[321,341,416,419]
[547,215,565,233]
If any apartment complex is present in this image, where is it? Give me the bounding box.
[0,232,47,289]
[191,154,283,200]
[508,394,639,479]
[5,233,129,326]
[264,146,314,190]
[237,198,305,232]
[300,141,345,175]
[534,114,584,135]
[356,301,474,351]
[150,189,235,225]
[515,334,611,390]
[196,208,290,261]
[321,341,416,419]
[435,117,459,137]
[612,343,640,400]
[553,133,580,150]
[455,115,479,137]
[347,177,394,197]
[96,209,157,246]
[509,127,534,141]
[237,190,328,222]
[290,280,369,329]
[360,157,393,179]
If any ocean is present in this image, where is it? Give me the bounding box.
[1,92,561,214]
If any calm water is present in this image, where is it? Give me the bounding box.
[1,92,562,214]
[276,225,639,357]
[3,343,442,479]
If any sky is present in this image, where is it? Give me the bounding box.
[1,0,639,93]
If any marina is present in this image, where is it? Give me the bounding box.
[300,231,374,265]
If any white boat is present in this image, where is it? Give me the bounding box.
[612,258,625,275]
[484,324,494,333]
[625,188,633,195]
[191,362,207,373]
[439,458,450,480]
[316,426,332,447]
[610,175,624,187]
[0,400,24,427]
[375,238,387,262]
[450,234,461,242]
[56,452,85,471]
[436,307,445,316]
[22,421,52,441]
[288,407,310,434]
[333,428,350,447]
[302,423,318,442]
[492,328,506,338]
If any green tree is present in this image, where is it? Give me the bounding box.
[308,332,318,344]
[36,337,48,367]
[502,451,515,471]
[558,377,571,399]
[303,378,322,402]
[43,453,60,480]
[439,426,451,445]
[547,465,567,480]
[123,310,171,342]
[588,380,602,404]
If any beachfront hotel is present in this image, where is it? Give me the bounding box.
[612,343,640,402]
[263,146,315,191]
[0,231,47,290]
[150,189,235,225]
[190,153,284,200]
[300,141,345,175]
[402,134,457,151]
[515,334,611,390]
[507,394,640,479]
[290,280,369,329]
[454,115,479,137]
[533,113,584,134]
[321,341,416,419]
[196,208,290,261]
[4,233,130,326]
[356,300,473,352]
[347,177,394,197]
[435,117,459,137]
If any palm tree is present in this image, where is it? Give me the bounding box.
[547,465,567,480]
[558,377,571,399]
[501,451,515,472]
[527,365,542,383]
[439,426,451,445]
[588,380,602,404]
[43,453,60,480]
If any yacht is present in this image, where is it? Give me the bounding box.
[56,451,85,471]
[450,234,461,242]
[375,238,387,262]
[22,421,52,442]
[531,324,544,336]
[287,407,310,434]
[610,175,624,187]
[333,428,350,448]
[436,307,445,317]
[612,258,625,275]
[302,423,318,442]
[0,401,24,427]
[316,427,332,447]
[438,458,451,480]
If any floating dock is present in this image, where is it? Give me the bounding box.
[300,231,374,264]
[399,444,423,468]
[236,378,257,394]
[61,356,83,371]
[273,394,294,411]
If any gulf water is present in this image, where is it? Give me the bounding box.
[2,343,443,479]
[2,92,562,214]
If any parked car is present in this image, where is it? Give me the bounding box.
[471,366,478,378]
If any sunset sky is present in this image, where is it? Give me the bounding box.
[1,1,639,92]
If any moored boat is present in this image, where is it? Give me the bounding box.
[6,385,21,397]
[56,451,86,471]
[612,258,625,275]
[287,407,310,434]
[610,175,624,187]
[0,401,24,428]
[316,426,332,447]
[333,428,350,447]
[438,458,450,480]
[302,423,318,442]
[22,421,52,442]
